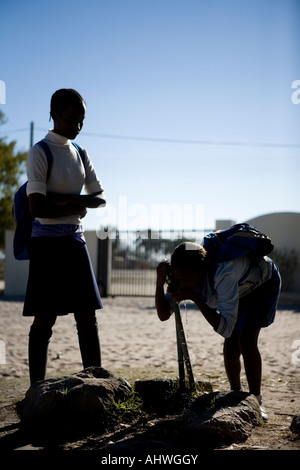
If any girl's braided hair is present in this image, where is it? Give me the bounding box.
[50,89,85,118]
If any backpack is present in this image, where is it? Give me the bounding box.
[12,140,85,260]
[202,223,274,287]
[202,223,274,263]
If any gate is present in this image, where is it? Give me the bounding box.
[97,229,208,297]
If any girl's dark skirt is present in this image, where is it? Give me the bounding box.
[234,263,281,332]
[23,236,103,317]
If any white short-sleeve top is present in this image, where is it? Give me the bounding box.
[26,130,104,225]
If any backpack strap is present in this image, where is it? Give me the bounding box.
[71,142,86,166]
[36,140,53,180]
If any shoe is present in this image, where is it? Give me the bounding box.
[259,403,268,423]
[255,394,268,423]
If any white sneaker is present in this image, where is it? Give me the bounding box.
[256,394,268,423]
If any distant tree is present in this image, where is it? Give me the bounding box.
[136,229,191,259]
[271,248,299,292]
[0,110,28,247]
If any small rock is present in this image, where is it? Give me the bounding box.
[134,379,175,409]
[134,378,213,411]
[290,415,300,436]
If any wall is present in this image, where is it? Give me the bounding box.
[4,230,29,297]
[245,212,300,297]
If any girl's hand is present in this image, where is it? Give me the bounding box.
[156,260,170,288]
[47,192,72,205]
[47,193,87,217]
[79,207,87,218]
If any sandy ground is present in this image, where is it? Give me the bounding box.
[0,295,299,451]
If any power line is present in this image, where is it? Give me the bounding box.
[1,126,300,148]
[0,128,28,134]
[80,132,300,148]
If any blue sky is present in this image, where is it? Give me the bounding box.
[1,0,299,232]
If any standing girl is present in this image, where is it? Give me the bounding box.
[23,88,106,384]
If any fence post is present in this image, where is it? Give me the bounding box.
[97,237,112,297]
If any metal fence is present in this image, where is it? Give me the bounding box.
[101,229,211,297]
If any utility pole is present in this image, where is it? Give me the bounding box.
[30,121,34,148]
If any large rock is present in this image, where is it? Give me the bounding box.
[17,367,131,430]
[104,390,262,453]
[134,381,261,446]
[181,391,262,446]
